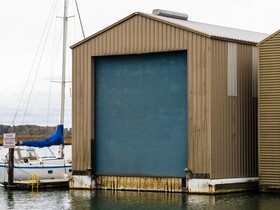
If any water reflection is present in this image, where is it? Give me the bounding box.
[258,193,280,210]
[6,189,15,209]
[69,190,260,210]
[1,187,280,210]
[70,190,186,210]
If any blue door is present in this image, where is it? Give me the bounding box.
[95,51,187,177]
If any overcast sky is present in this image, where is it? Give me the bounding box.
[0,0,279,128]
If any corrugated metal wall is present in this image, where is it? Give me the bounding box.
[72,13,258,182]
[72,13,212,175]
[259,31,280,188]
[211,40,258,179]
[72,43,93,173]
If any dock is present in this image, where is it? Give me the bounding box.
[3,178,69,190]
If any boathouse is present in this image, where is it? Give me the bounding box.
[258,29,280,192]
[70,10,268,193]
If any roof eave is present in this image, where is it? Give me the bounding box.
[71,11,260,49]
[71,12,139,49]
[71,12,212,49]
[139,12,211,38]
[257,28,280,46]
[211,36,258,46]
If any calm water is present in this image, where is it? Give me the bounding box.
[0,188,280,210]
[1,146,280,209]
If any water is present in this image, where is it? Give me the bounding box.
[1,146,280,209]
[0,188,280,210]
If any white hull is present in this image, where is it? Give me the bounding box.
[0,150,72,183]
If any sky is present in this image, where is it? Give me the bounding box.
[0,0,280,128]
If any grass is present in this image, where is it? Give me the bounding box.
[0,135,72,146]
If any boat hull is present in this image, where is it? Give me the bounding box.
[0,159,72,183]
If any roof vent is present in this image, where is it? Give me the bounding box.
[152,9,188,20]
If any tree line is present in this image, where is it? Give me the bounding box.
[0,124,72,136]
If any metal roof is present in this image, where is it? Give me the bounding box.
[71,12,269,48]
[148,13,269,44]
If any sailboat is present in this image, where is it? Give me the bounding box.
[0,125,72,183]
[0,0,78,184]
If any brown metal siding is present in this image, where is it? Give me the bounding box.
[187,33,212,175]
[72,14,212,175]
[87,16,203,56]
[237,44,258,178]
[259,31,280,187]
[211,40,258,178]
[72,43,92,172]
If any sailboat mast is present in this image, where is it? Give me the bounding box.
[59,0,68,159]
[60,0,68,125]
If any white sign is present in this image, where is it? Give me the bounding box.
[3,133,16,148]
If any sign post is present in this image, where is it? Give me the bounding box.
[4,133,16,186]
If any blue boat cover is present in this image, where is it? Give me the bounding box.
[21,125,64,148]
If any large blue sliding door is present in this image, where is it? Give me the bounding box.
[95,51,187,177]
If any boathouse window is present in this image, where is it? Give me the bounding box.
[228,42,237,96]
